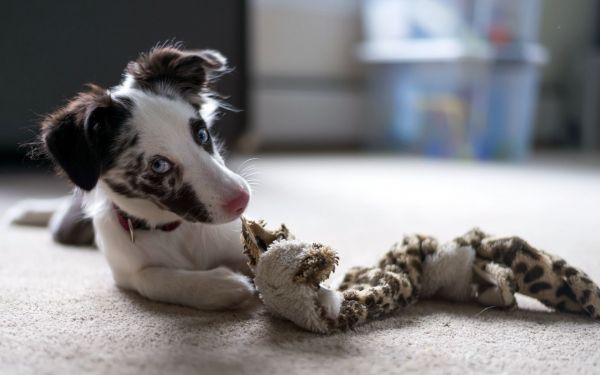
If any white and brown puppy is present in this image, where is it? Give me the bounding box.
[34,45,255,310]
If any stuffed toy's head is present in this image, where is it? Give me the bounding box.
[241,218,343,333]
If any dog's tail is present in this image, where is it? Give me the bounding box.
[4,197,68,226]
[5,192,95,246]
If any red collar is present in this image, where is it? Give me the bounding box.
[113,205,181,241]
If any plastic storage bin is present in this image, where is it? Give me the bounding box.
[482,49,544,159]
[359,0,546,160]
[361,46,545,160]
[364,59,490,158]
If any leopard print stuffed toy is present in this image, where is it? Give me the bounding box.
[241,218,600,334]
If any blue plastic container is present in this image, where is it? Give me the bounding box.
[365,60,485,158]
[360,42,546,160]
[359,0,546,160]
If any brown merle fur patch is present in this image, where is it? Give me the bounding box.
[126,45,227,108]
[103,149,211,223]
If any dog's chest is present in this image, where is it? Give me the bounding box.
[127,219,243,270]
[94,204,244,275]
[131,227,219,270]
[130,231,191,268]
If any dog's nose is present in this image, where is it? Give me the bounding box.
[224,190,250,216]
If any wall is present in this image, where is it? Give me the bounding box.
[0,0,247,156]
[249,0,366,148]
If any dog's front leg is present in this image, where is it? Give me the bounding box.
[130,266,255,310]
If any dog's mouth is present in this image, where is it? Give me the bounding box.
[174,202,249,225]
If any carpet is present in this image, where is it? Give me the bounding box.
[1,155,600,374]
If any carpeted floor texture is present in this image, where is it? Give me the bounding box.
[1,155,600,375]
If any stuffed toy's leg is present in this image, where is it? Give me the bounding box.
[336,263,417,330]
[339,234,433,299]
[333,234,446,329]
[458,229,600,318]
[472,259,517,309]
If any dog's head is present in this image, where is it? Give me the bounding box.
[41,45,250,224]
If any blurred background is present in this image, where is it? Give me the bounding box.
[249,0,600,158]
[1,0,600,163]
[3,3,600,372]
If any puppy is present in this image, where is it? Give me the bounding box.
[33,45,255,310]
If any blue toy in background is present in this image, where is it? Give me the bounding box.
[359,0,547,160]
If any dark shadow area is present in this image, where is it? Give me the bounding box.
[0,0,247,162]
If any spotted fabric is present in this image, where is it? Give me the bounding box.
[242,219,600,334]
[460,229,600,318]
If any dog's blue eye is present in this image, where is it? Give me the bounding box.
[150,158,172,174]
[197,128,209,145]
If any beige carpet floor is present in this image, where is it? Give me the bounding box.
[1,154,600,375]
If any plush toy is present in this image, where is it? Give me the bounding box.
[241,218,600,334]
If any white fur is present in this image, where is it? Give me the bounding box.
[420,242,476,301]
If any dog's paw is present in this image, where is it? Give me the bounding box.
[202,267,256,310]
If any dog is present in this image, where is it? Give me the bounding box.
[12,44,256,310]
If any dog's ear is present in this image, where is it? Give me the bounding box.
[41,85,118,191]
[126,46,228,101]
